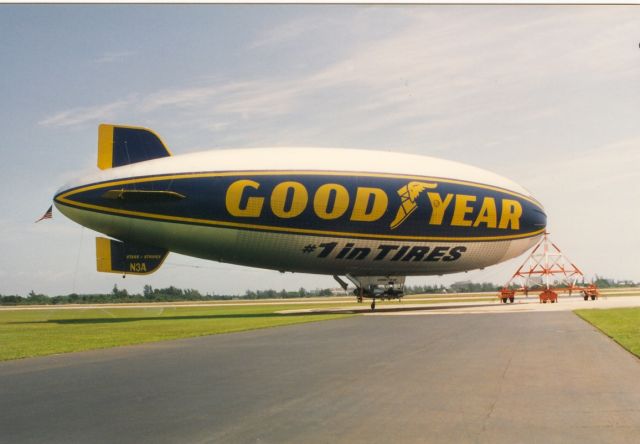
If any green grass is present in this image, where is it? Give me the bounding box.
[0,304,354,361]
[0,296,505,361]
[575,307,640,358]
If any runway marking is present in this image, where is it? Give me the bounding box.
[370,295,640,315]
[278,295,640,316]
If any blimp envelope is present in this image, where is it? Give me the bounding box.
[54,124,546,304]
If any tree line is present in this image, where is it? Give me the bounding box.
[0,277,637,306]
[0,284,338,306]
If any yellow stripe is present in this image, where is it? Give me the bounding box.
[59,170,545,210]
[57,171,545,243]
[97,124,114,170]
[95,237,113,272]
[59,199,545,243]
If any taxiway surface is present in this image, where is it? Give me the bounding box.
[2,309,640,443]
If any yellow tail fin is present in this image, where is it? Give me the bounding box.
[98,124,172,170]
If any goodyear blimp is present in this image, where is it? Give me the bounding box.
[54,124,547,309]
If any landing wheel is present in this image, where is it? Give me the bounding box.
[509,297,514,303]
[371,300,376,311]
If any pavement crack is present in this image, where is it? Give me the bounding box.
[480,350,514,435]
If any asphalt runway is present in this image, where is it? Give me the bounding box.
[279,295,640,316]
[2,311,640,443]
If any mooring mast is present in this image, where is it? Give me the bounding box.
[498,232,598,303]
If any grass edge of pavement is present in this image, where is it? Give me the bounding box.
[0,305,355,362]
[574,307,640,359]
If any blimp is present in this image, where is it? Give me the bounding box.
[54,124,547,309]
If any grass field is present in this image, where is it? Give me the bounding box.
[0,296,503,361]
[5,293,638,362]
[0,303,355,361]
[575,307,640,358]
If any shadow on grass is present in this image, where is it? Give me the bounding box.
[10,312,333,325]
[10,302,501,325]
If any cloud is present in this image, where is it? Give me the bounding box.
[525,136,640,193]
[94,50,137,64]
[26,6,640,296]
[139,82,252,112]
[248,17,324,49]
[39,99,132,128]
[39,6,640,149]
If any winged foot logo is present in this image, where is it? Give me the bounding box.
[389,181,438,229]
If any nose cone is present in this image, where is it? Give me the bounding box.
[54,183,73,207]
[53,165,119,207]
[53,169,110,228]
[528,206,547,233]
[517,197,546,246]
[53,181,83,226]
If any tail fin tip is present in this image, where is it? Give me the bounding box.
[98,124,172,170]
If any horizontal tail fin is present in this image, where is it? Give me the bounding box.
[98,124,172,170]
[96,237,168,275]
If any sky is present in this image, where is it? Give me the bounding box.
[1,4,639,296]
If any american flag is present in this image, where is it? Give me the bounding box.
[35,205,53,223]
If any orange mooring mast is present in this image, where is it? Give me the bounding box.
[499,232,599,304]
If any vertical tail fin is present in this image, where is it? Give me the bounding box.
[98,124,172,170]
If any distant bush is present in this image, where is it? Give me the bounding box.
[1,278,636,305]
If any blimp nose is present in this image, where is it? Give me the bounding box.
[53,183,79,223]
[53,171,102,227]
[520,206,547,240]
[53,166,113,209]
[531,208,547,230]
[54,177,80,207]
